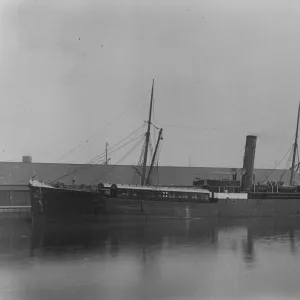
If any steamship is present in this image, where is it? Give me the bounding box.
[29,80,216,221]
[29,81,300,221]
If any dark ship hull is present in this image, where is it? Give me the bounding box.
[29,180,104,222]
[103,197,300,218]
[29,181,219,222]
[30,195,300,222]
[29,180,300,222]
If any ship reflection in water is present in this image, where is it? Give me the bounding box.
[0,218,300,299]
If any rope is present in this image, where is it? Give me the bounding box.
[50,132,146,184]
[89,133,145,165]
[113,136,145,165]
[261,146,293,184]
[87,124,145,164]
[131,135,147,185]
[58,91,150,162]
[86,124,146,164]
[90,134,146,184]
[154,140,163,185]
[279,147,293,182]
[132,140,146,184]
[150,122,160,130]
[146,132,163,185]
[296,145,300,173]
[156,114,276,133]
[149,139,153,159]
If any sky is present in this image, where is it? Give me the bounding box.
[1,0,300,168]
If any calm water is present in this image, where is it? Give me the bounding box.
[0,217,300,300]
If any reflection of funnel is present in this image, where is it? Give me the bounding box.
[243,228,255,264]
[210,228,218,244]
[289,229,296,254]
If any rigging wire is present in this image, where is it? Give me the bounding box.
[151,123,160,130]
[279,148,293,183]
[156,113,278,133]
[138,138,147,166]
[296,145,300,173]
[154,139,163,185]
[30,93,150,179]
[86,124,146,164]
[149,139,154,159]
[90,133,146,165]
[131,134,148,184]
[113,136,145,166]
[261,146,293,184]
[92,134,146,165]
[90,134,146,184]
[50,132,146,184]
[58,91,150,162]
[146,131,163,185]
[276,133,299,182]
[152,127,157,151]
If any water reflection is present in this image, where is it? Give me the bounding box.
[0,217,299,299]
[242,228,255,264]
[29,218,219,259]
[290,229,296,254]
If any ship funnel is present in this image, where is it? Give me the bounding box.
[241,135,257,191]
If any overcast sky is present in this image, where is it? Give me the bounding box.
[1,0,300,168]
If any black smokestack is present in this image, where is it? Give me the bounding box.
[241,135,257,191]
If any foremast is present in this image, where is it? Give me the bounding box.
[141,79,154,186]
[140,79,163,186]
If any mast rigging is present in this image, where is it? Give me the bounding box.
[146,128,163,185]
[290,101,300,186]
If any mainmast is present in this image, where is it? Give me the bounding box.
[289,102,300,186]
[141,79,154,186]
